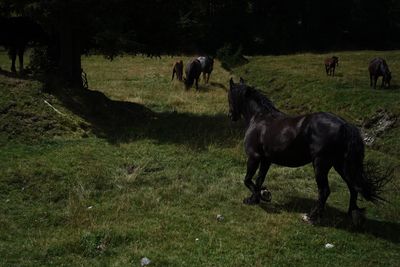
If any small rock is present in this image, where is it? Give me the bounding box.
[96,242,107,251]
[325,243,334,249]
[140,257,151,266]
[216,214,224,222]
[301,214,310,222]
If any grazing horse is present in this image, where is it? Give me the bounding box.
[324,56,339,76]
[369,58,391,89]
[171,60,183,81]
[0,16,47,73]
[197,56,214,83]
[228,78,389,225]
[184,58,202,90]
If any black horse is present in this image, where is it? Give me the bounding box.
[0,16,47,73]
[184,58,202,90]
[369,58,391,89]
[197,56,214,83]
[228,78,388,225]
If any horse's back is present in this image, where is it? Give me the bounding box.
[186,59,202,77]
[324,56,338,67]
[197,56,214,73]
[369,58,388,75]
[246,112,349,166]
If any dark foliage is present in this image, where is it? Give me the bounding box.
[1,0,399,86]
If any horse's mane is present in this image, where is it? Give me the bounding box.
[245,86,281,114]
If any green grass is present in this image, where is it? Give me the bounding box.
[0,50,399,266]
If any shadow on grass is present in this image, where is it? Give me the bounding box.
[260,196,400,244]
[0,68,40,81]
[50,87,243,149]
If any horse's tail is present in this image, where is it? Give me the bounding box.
[343,124,392,202]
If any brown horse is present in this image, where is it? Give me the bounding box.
[171,60,183,81]
[369,58,391,89]
[324,56,339,76]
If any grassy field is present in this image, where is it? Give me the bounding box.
[0,50,399,266]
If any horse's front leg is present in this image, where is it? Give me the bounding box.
[243,156,261,205]
[195,77,199,90]
[256,158,272,202]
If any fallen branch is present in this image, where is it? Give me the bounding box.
[43,99,65,116]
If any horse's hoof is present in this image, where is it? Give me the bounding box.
[243,196,259,205]
[301,214,318,225]
[260,189,272,202]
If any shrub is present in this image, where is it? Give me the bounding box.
[216,43,248,70]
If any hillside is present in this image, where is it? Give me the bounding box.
[0,51,399,266]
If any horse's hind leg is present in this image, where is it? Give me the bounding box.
[333,162,365,226]
[9,47,17,73]
[243,156,261,205]
[308,157,332,222]
[334,162,359,214]
[255,158,271,202]
[17,47,24,73]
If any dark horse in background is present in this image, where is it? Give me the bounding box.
[171,60,183,81]
[369,58,392,89]
[184,58,202,90]
[197,56,214,83]
[228,78,389,225]
[0,16,47,73]
[324,56,339,76]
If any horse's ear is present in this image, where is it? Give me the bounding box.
[239,77,245,84]
[229,78,234,88]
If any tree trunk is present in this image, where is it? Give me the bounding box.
[57,14,83,89]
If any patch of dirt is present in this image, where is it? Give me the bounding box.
[362,109,397,145]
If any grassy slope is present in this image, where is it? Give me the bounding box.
[0,51,399,266]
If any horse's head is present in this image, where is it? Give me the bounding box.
[333,56,339,67]
[228,77,247,121]
[384,71,392,88]
[184,77,191,89]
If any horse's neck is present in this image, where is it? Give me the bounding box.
[242,99,285,125]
